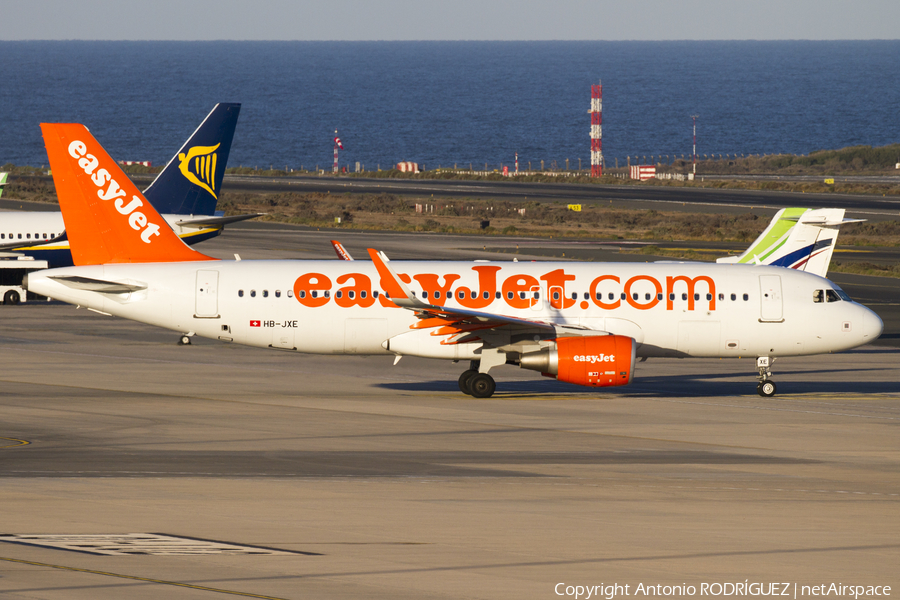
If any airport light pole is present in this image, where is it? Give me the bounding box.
[691,115,699,175]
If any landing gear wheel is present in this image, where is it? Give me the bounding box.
[758,380,776,397]
[3,290,20,305]
[458,369,478,395]
[178,335,192,346]
[469,373,496,399]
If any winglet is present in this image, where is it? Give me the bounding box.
[41,123,216,266]
[366,248,423,308]
[331,240,354,261]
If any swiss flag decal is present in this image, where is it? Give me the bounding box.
[250,320,261,327]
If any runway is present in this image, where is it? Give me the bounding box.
[93,172,900,220]
[1,227,898,599]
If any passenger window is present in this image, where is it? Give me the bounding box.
[718,293,724,301]
[336,291,343,299]
[324,291,330,298]
[553,291,560,300]
[657,293,663,301]
[706,293,712,301]
[645,293,651,301]
[470,291,477,299]
[813,290,824,303]
[507,291,513,299]
[584,292,589,300]
[825,290,841,303]
[421,291,427,299]
[620,293,627,300]
[571,292,577,300]
[17,234,22,239]
[349,291,356,299]
[743,293,749,301]
[26,234,31,239]
[483,291,489,299]
[250,290,256,297]
[534,291,539,299]
[632,293,638,300]
[361,291,368,299]
[609,293,614,300]
[298,290,305,298]
[669,293,675,301]
[694,293,700,301]
[730,293,736,301]
[238,289,244,297]
[596,292,602,300]
[275,290,281,298]
[311,291,317,298]
[287,290,294,298]
[262,290,269,298]
[682,293,688,301]
[495,291,501,299]
[519,291,526,299]
[458,291,465,299]
[372,291,379,298]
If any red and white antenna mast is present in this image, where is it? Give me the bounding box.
[333,130,343,174]
[590,81,602,177]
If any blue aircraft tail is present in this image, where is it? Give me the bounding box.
[142,103,241,216]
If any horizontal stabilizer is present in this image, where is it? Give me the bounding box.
[174,213,262,228]
[49,275,147,294]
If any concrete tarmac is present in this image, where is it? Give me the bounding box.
[1,229,898,600]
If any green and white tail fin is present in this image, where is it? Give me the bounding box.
[0,172,8,199]
[717,208,863,278]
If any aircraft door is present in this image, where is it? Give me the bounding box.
[759,275,783,322]
[195,270,219,317]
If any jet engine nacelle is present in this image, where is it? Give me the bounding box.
[519,335,635,387]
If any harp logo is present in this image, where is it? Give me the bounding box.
[178,143,221,199]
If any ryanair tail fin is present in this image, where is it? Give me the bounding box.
[41,123,216,266]
[717,208,862,277]
[142,103,240,215]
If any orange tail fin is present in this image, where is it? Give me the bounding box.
[41,123,216,266]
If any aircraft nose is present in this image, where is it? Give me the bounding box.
[857,304,884,343]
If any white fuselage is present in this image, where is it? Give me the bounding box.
[0,211,219,250]
[26,260,883,362]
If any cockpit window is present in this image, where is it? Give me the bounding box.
[813,289,824,303]
[825,289,841,303]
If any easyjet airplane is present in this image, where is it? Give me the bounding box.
[26,124,883,398]
[0,104,257,267]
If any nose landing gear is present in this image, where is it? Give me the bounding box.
[756,356,776,397]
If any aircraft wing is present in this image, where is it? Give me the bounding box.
[174,213,262,228]
[367,248,596,344]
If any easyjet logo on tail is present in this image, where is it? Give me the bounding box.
[178,144,220,199]
[67,140,161,244]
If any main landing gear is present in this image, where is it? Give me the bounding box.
[177,332,194,346]
[756,356,776,397]
[458,361,496,398]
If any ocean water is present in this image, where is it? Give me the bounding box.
[1,41,898,170]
